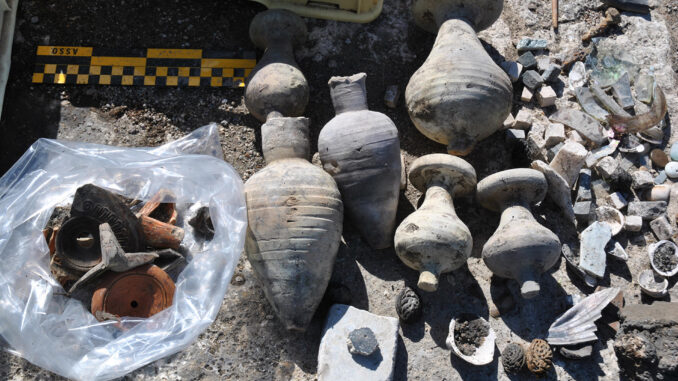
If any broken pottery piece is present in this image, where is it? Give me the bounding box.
[500,61,522,83]
[136,189,177,225]
[477,169,561,298]
[139,215,185,250]
[611,72,635,110]
[244,10,309,121]
[579,221,612,279]
[568,61,587,90]
[319,73,401,249]
[606,240,629,261]
[406,0,512,155]
[559,342,594,359]
[531,160,576,226]
[91,264,175,321]
[68,223,159,293]
[575,87,610,122]
[318,304,398,381]
[549,109,606,146]
[595,206,624,236]
[547,287,620,345]
[446,315,496,366]
[648,240,678,278]
[188,206,215,240]
[526,339,552,376]
[635,74,655,104]
[585,140,619,168]
[637,126,664,145]
[638,269,668,298]
[394,154,476,292]
[562,243,598,288]
[245,117,343,331]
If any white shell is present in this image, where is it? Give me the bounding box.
[648,240,678,277]
[446,316,496,366]
[665,162,678,179]
[595,207,624,236]
[638,269,668,298]
[547,287,620,346]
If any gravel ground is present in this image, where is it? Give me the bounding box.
[0,0,677,380]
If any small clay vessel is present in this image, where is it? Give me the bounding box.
[91,264,175,321]
[394,154,476,292]
[319,73,401,249]
[477,169,560,299]
[245,117,344,331]
[405,0,512,155]
[245,9,309,122]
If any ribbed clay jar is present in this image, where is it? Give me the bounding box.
[476,169,561,299]
[318,73,401,249]
[405,0,512,155]
[244,116,344,331]
[245,9,309,122]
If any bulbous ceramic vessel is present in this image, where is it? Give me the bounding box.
[244,117,344,331]
[476,169,560,299]
[405,0,512,155]
[394,154,476,292]
[319,73,401,249]
[245,9,309,122]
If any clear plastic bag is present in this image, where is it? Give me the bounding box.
[0,124,247,380]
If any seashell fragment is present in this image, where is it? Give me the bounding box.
[547,287,620,346]
[638,269,668,298]
[446,314,496,366]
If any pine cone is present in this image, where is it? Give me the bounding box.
[502,343,525,374]
[395,286,421,323]
[526,339,552,376]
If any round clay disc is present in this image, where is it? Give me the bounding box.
[409,153,477,196]
[91,264,175,320]
[476,168,547,212]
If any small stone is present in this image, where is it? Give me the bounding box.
[559,344,594,359]
[517,51,537,69]
[611,72,635,110]
[500,61,523,83]
[544,123,565,147]
[595,156,619,179]
[521,87,534,102]
[31,16,39,24]
[665,162,678,179]
[568,130,585,145]
[606,240,628,261]
[635,74,655,104]
[650,215,674,241]
[319,305,398,381]
[623,215,642,232]
[631,170,654,190]
[537,86,557,107]
[522,70,544,90]
[574,201,593,223]
[655,171,667,185]
[550,109,606,147]
[575,86,610,122]
[347,327,379,356]
[506,129,526,142]
[503,113,516,129]
[591,179,611,204]
[517,38,548,52]
[541,64,562,83]
[384,85,400,109]
[670,143,678,161]
[527,124,548,161]
[609,192,627,209]
[649,185,671,202]
[576,169,593,202]
[537,57,551,72]
[585,141,620,168]
[579,221,611,279]
[627,201,667,220]
[550,141,588,187]
[568,61,587,90]
[514,109,532,129]
[650,149,669,168]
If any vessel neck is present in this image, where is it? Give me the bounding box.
[498,202,534,228]
[421,182,455,214]
[329,73,368,114]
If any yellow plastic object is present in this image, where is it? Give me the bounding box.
[251,0,383,23]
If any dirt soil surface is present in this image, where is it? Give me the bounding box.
[1,0,678,380]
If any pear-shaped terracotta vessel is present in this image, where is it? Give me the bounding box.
[318,73,401,249]
[394,154,476,292]
[244,117,344,331]
[477,169,561,299]
[245,9,309,122]
[405,0,512,155]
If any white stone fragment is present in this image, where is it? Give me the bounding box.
[623,215,643,232]
[595,156,619,179]
[549,141,588,187]
[514,109,532,129]
[609,192,628,209]
[521,87,534,102]
[544,123,566,147]
[567,130,585,145]
[537,86,557,107]
[318,304,399,381]
[579,221,611,279]
[500,61,523,83]
[503,113,515,129]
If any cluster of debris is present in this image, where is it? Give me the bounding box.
[44,184,213,321]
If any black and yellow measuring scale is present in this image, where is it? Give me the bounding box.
[32,46,256,88]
